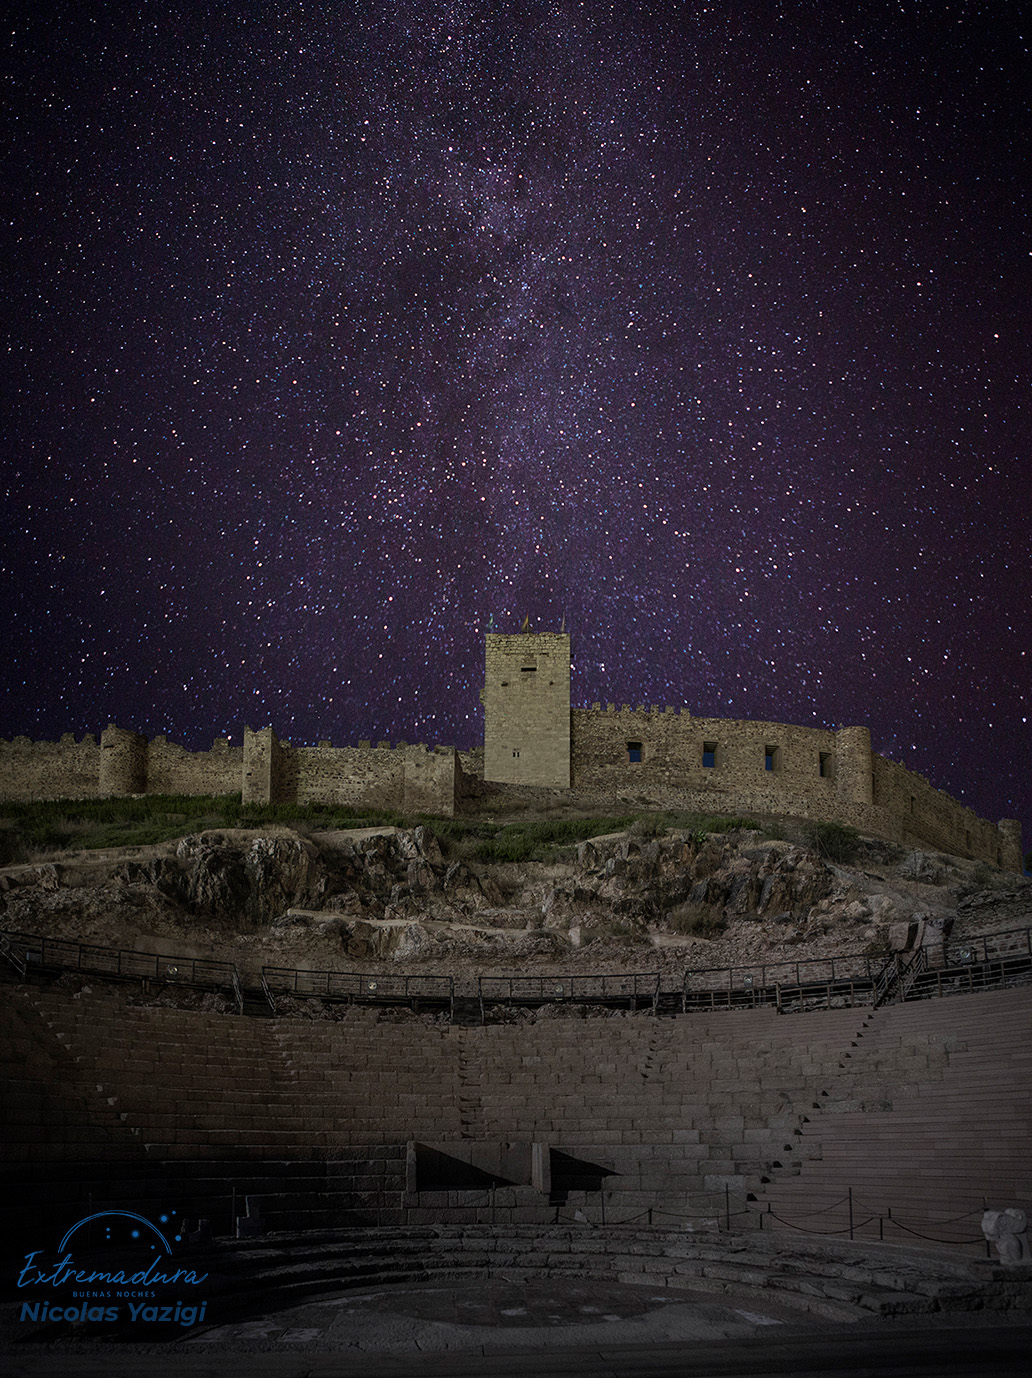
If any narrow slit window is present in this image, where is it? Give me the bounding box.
[627,741,642,763]
[512,749,520,758]
[818,752,832,778]
[764,745,779,772]
[702,741,717,768]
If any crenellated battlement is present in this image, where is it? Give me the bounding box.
[0,632,1022,867]
[584,703,690,716]
[483,634,1020,870]
[0,727,462,817]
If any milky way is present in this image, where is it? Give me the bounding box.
[3,3,1029,849]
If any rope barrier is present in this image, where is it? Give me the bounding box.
[847,1198,986,1229]
[752,1194,852,1218]
[873,1216,985,1247]
[552,1193,991,1249]
[757,1207,879,1237]
[746,1199,989,1247]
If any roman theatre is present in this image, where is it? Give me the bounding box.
[1,633,1029,1346]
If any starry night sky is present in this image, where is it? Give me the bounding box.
[3,2,1029,848]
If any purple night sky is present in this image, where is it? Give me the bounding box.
[3,3,1029,849]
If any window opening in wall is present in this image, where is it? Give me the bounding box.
[702,742,717,768]
[910,796,915,814]
[521,666,537,673]
[512,749,520,758]
[764,745,779,772]
[627,741,642,763]
[818,752,832,778]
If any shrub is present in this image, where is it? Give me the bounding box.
[966,861,993,891]
[628,816,667,838]
[592,919,641,944]
[805,820,861,864]
[667,903,727,938]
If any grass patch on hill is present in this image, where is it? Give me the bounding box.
[469,816,640,863]
[0,795,774,867]
[0,795,413,863]
[628,811,760,840]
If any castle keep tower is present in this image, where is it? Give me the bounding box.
[483,631,571,788]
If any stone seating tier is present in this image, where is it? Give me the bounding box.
[1,979,1028,1248]
[756,987,1030,1245]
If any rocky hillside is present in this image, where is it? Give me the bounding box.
[0,819,1027,984]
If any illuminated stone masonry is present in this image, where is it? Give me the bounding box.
[0,632,1021,868]
[0,726,463,819]
[482,632,1021,872]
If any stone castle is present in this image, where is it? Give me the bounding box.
[0,631,1022,870]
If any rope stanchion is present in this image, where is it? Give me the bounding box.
[757,1207,878,1237]
[746,1195,990,1247]
[550,1192,989,1249]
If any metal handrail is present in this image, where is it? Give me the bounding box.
[230,966,244,1015]
[944,926,1032,966]
[261,965,454,1003]
[478,972,660,1010]
[0,929,27,977]
[260,971,278,1015]
[682,926,1032,1011]
[0,929,241,996]
[5,922,1029,1019]
[684,949,883,998]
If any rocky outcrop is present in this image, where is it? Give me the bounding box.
[0,822,1026,971]
[539,832,837,939]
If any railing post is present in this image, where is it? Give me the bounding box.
[725,1184,731,1230]
[848,1187,854,1240]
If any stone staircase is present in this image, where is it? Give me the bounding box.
[755,986,1032,1244]
[4,973,1028,1249]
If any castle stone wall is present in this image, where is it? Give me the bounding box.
[145,736,243,796]
[568,706,1020,869]
[0,730,461,817]
[98,725,147,795]
[0,734,100,801]
[571,705,844,805]
[871,754,1011,866]
[402,747,459,817]
[288,742,401,808]
[0,634,1021,864]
